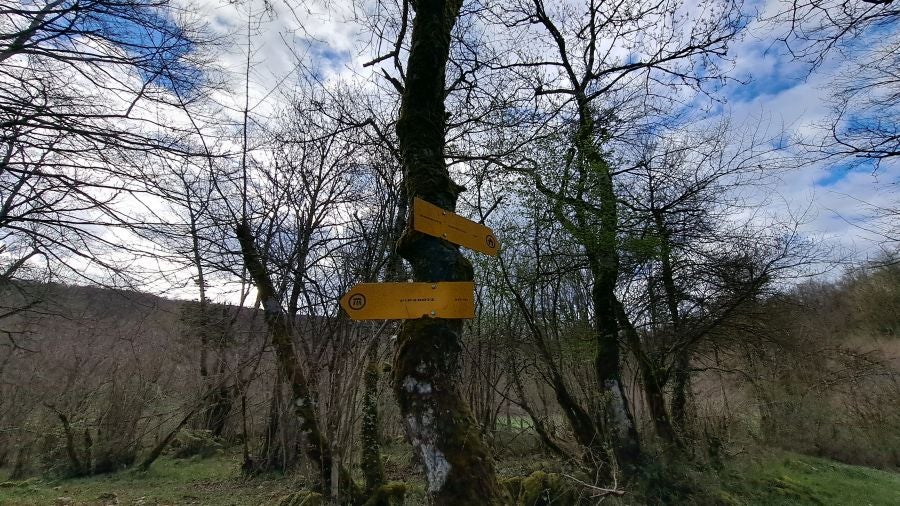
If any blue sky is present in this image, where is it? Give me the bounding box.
[172,0,898,288]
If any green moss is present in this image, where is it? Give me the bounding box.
[362,481,407,506]
[169,429,222,459]
[514,471,577,506]
[361,361,385,493]
[500,476,522,499]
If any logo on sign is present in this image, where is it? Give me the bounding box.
[348,293,366,311]
[485,234,497,250]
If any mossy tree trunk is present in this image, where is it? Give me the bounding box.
[361,360,385,493]
[48,406,85,476]
[236,221,355,499]
[554,106,641,472]
[392,0,505,503]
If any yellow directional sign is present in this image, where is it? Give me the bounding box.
[412,198,500,256]
[340,281,475,320]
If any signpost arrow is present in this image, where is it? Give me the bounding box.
[412,197,500,256]
[339,281,475,320]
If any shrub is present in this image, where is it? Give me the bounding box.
[168,429,222,459]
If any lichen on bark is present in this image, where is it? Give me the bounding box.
[391,0,506,502]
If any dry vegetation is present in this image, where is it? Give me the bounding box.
[1,261,898,504]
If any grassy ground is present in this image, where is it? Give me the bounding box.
[2,448,898,505]
[0,453,301,506]
[716,453,900,506]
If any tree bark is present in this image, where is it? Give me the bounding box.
[361,360,385,493]
[139,407,197,472]
[83,428,92,475]
[53,409,84,476]
[256,378,286,473]
[574,108,641,471]
[671,352,692,429]
[236,221,355,498]
[653,210,691,432]
[393,0,505,503]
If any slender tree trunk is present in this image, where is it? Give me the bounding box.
[393,1,505,502]
[139,408,198,471]
[83,428,92,475]
[236,221,355,498]
[653,210,691,433]
[510,366,569,459]
[8,443,30,480]
[501,255,603,459]
[671,351,692,429]
[240,390,253,473]
[205,358,234,438]
[575,108,640,470]
[616,301,678,447]
[254,378,285,473]
[361,360,385,493]
[52,409,84,476]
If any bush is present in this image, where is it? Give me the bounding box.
[168,429,222,459]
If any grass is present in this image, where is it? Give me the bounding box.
[0,452,303,505]
[717,452,900,506]
[2,448,899,505]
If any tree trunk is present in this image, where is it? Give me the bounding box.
[653,209,691,434]
[393,0,505,503]
[54,409,84,476]
[671,350,692,430]
[83,428,92,475]
[615,301,678,448]
[501,256,604,460]
[139,407,197,471]
[590,278,641,470]
[575,106,641,470]
[236,221,355,499]
[254,378,286,473]
[8,443,30,480]
[203,357,234,438]
[361,359,385,493]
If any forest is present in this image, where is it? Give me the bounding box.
[0,0,898,504]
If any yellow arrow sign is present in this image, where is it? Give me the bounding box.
[412,198,500,256]
[340,281,475,320]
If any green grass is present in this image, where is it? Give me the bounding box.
[2,448,899,505]
[718,452,900,506]
[0,453,303,505]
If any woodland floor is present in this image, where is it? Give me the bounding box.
[1,444,899,505]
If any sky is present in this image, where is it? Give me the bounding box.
[164,0,897,299]
[721,12,898,265]
[7,0,893,302]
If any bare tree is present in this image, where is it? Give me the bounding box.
[768,0,898,248]
[447,0,747,472]
[0,0,217,315]
[768,0,899,67]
